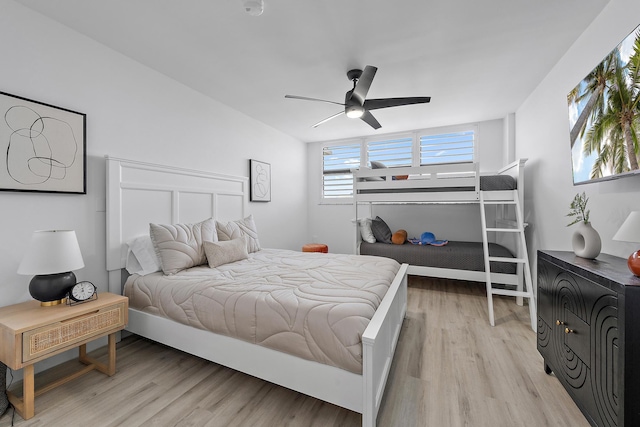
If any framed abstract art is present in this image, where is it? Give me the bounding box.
[249,159,271,202]
[0,91,86,194]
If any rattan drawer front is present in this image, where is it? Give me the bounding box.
[22,303,126,363]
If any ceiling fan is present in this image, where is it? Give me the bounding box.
[285,65,431,130]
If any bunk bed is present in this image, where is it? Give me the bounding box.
[353,159,536,330]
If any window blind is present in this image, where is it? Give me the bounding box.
[322,143,360,198]
[367,137,413,167]
[420,130,475,165]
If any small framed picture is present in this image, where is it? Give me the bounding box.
[250,159,271,202]
[0,91,86,194]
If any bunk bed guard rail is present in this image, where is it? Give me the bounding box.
[353,162,481,204]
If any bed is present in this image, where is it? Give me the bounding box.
[106,156,408,427]
[353,159,536,330]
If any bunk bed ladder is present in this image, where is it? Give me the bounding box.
[479,190,536,331]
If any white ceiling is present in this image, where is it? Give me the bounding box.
[17,0,610,143]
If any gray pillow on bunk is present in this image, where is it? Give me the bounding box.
[371,216,393,244]
[370,161,387,180]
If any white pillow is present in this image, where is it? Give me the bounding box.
[359,218,376,243]
[216,215,261,253]
[204,237,249,268]
[125,235,161,275]
[149,218,217,275]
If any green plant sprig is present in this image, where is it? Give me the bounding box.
[567,192,590,226]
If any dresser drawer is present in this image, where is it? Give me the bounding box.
[22,302,126,363]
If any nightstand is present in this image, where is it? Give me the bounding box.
[0,292,128,420]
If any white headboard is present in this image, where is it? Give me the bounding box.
[105,156,248,294]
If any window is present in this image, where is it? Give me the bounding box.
[367,136,413,167]
[320,126,476,201]
[420,130,475,165]
[322,143,360,199]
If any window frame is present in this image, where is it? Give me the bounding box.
[319,124,478,204]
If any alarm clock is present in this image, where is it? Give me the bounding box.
[68,281,97,304]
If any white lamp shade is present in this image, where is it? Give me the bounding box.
[613,211,640,243]
[17,230,85,275]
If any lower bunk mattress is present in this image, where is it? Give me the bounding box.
[124,248,401,374]
[359,241,516,274]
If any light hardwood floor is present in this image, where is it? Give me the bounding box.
[1,276,589,427]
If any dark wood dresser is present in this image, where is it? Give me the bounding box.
[537,250,640,427]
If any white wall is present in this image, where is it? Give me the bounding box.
[307,119,507,254]
[516,0,640,272]
[0,0,307,372]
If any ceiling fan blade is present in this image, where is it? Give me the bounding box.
[312,111,344,128]
[364,97,431,111]
[285,95,345,106]
[351,65,377,105]
[360,110,381,130]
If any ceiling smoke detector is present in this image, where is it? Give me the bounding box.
[242,0,264,16]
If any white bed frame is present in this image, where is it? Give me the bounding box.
[105,156,408,427]
[353,159,527,286]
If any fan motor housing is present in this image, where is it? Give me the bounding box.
[344,90,361,108]
[347,69,363,81]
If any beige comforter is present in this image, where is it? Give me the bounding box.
[124,248,400,373]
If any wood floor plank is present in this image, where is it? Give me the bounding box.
[1,276,590,427]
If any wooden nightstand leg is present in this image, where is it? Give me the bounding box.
[23,364,35,419]
[6,364,35,420]
[78,332,117,376]
[79,343,87,359]
[107,332,116,375]
[8,364,36,420]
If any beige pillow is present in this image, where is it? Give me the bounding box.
[216,214,261,253]
[204,237,249,268]
[149,218,217,275]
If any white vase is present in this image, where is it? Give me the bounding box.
[572,221,601,259]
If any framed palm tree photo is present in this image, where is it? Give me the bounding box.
[567,23,640,185]
[0,91,86,194]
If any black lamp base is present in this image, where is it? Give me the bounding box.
[29,271,76,306]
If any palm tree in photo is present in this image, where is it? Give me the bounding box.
[568,51,619,149]
[582,32,640,178]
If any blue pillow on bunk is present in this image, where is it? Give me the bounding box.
[419,232,449,246]
[371,216,393,244]
[420,232,435,245]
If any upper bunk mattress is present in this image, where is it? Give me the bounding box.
[124,248,401,374]
[357,174,516,194]
[479,174,516,191]
[359,241,516,274]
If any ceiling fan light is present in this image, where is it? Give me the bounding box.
[346,105,364,118]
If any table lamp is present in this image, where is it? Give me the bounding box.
[17,230,85,306]
[613,211,640,277]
